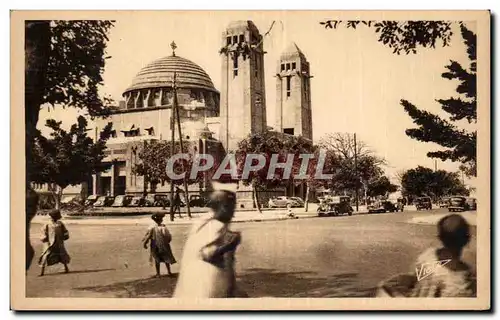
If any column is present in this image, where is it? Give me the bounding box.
[92,173,101,195]
[110,163,115,196]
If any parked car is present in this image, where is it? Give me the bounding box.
[111,195,134,207]
[189,194,208,207]
[317,196,353,216]
[368,200,398,213]
[268,196,302,208]
[466,197,477,211]
[128,196,146,207]
[289,197,305,207]
[448,196,468,212]
[438,197,451,208]
[60,195,84,211]
[84,195,99,207]
[415,197,432,211]
[145,194,170,207]
[93,196,115,207]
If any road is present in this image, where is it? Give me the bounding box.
[26,208,476,298]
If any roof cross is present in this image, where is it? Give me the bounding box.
[170,41,177,56]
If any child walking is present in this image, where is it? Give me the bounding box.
[143,213,177,277]
[38,209,70,276]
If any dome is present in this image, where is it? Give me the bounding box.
[123,55,218,95]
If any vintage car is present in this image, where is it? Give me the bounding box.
[438,197,451,208]
[268,196,302,208]
[128,196,146,207]
[111,195,134,207]
[189,194,208,207]
[466,197,477,211]
[448,196,468,212]
[317,196,353,217]
[93,196,115,207]
[415,197,432,211]
[84,195,99,207]
[289,197,305,207]
[368,200,398,213]
[145,194,170,207]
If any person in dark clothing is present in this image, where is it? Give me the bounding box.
[173,188,182,218]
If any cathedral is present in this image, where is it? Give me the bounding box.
[45,20,314,208]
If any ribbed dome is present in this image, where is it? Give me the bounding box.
[123,55,218,95]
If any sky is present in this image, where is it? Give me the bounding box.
[37,12,477,185]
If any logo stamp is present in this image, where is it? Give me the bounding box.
[415,260,452,281]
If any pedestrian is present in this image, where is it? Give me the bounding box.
[173,181,243,298]
[38,209,70,276]
[173,187,182,218]
[142,213,176,277]
[377,214,476,297]
[287,203,296,218]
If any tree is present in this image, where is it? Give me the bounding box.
[31,116,113,209]
[367,176,398,198]
[25,20,115,182]
[235,130,317,213]
[401,25,477,177]
[320,20,477,178]
[132,140,202,192]
[400,166,468,201]
[320,20,454,55]
[318,133,386,202]
[25,20,114,270]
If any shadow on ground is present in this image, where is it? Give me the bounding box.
[40,268,116,277]
[76,273,180,298]
[75,273,178,298]
[75,268,375,298]
[238,268,375,298]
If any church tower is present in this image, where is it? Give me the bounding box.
[275,42,313,140]
[219,21,267,152]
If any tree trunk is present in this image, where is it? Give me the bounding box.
[363,185,368,205]
[26,186,39,270]
[253,184,262,214]
[304,182,310,212]
[25,21,51,271]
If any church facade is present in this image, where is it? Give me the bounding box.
[36,20,314,208]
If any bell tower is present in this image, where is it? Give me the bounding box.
[219,20,267,152]
[275,42,313,140]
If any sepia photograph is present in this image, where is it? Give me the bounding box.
[10,10,490,310]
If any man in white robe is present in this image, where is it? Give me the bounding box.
[173,182,241,298]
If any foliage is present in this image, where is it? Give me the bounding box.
[132,140,202,189]
[235,130,318,191]
[401,24,477,177]
[367,176,398,198]
[319,20,454,54]
[318,133,387,196]
[25,20,115,185]
[400,166,469,200]
[28,20,115,117]
[30,116,113,207]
